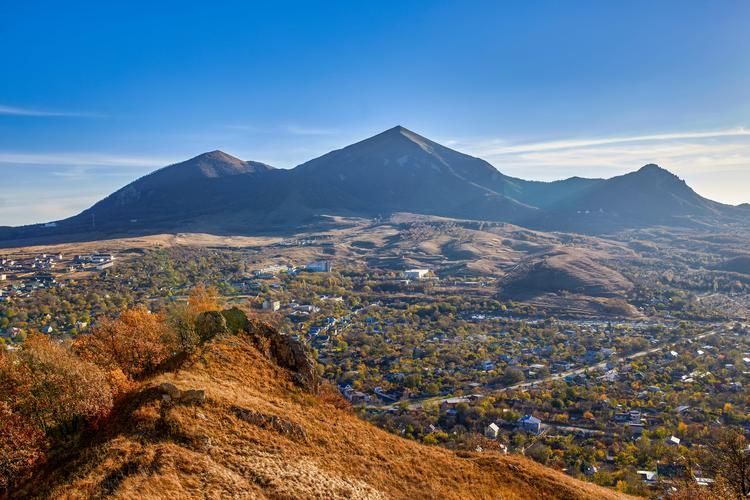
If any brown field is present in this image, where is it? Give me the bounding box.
[0,213,653,318]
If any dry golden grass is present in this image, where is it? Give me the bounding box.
[18,335,633,500]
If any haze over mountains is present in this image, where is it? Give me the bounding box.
[1,126,744,242]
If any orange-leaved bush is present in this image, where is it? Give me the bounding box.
[0,334,113,432]
[74,305,176,378]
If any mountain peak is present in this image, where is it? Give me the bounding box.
[636,163,676,178]
[165,150,272,179]
[370,125,423,142]
[189,150,243,163]
[638,163,664,172]
[384,125,410,134]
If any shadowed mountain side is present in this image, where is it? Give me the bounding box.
[532,164,738,232]
[716,255,750,275]
[289,126,539,222]
[2,127,746,244]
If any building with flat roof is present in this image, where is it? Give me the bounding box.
[404,269,429,280]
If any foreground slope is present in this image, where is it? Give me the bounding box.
[20,327,629,499]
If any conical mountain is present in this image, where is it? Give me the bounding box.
[290,126,538,221]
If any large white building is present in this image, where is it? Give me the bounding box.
[306,261,332,273]
[262,299,281,311]
[404,269,429,280]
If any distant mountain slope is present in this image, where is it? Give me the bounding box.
[74,150,277,227]
[535,164,735,232]
[514,176,604,208]
[290,126,538,222]
[0,151,283,240]
[1,127,745,244]
[15,320,629,499]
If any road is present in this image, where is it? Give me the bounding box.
[368,325,723,411]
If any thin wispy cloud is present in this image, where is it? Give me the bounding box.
[0,104,103,118]
[285,125,337,136]
[222,123,337,136]
[453,127,750,205]
[0,152,172,167]
[472,128,750,156]
[223,124,260,132]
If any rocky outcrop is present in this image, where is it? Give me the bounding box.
[196,307,320,394]
[232,406,307,441]
[180,389,206,405]
[157,383,205,405]
[195,311,230,341]
[245,319,320,394]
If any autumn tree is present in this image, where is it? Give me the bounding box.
[0,334,113,432]
[187,284,224,315]
[166,285,225,352]
[502,366,525,386]
[74,305,176,378]
[166,302,200,352]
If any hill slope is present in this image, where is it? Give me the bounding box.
[500,248,634,299]
[18,325,628,499]
[537,164,734,231]
[716,255,750,275]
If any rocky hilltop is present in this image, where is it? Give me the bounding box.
[15,310,630,499]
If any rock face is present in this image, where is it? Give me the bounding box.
[156,383,205,405]
[195,311,230,341]
[246,319,320,394]
[180,389,206,405]
[232,406,307,441]
[158,382,181,400]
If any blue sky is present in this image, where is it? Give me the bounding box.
[2,0,749,225]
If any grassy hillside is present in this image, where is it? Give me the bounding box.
[16,325,631,499]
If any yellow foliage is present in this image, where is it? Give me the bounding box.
[74,305,176,378]
[187,284,224,315]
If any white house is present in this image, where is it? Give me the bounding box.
[485,422,500,439]
[666,436,681,446]
[517,415,543,435]
[404,269,429,280]
[262,299,281,312]
[636,470,657,483]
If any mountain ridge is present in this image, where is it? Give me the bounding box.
[0,126,745,243]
